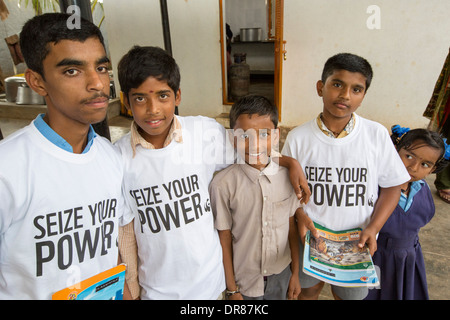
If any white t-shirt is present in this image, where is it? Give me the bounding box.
[0,120,125,299]
[282,114,410,231]
[115,116,233,300]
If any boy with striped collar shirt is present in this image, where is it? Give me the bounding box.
[282,53,410,300]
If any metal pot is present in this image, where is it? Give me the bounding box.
[5,76,26,102]
[240,28,262,42]
[16,83,45,105]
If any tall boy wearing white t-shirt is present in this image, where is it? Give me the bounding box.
[0,13,127,299]
[282,53,410,300]
[115,46,310,300]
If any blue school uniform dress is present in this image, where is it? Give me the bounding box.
[365,180,434,300]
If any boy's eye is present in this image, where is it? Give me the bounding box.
[97,66,108,73]
[260,131,269,138]
[239,133,249,140]
[64,69,79,76]
[135,96,146,103]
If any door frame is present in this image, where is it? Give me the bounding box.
[219,0,285,120]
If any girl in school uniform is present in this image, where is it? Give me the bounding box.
[366,125,449,300]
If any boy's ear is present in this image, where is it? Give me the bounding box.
[316,80,324,97]
[25,69,48,97]
[175,88,181,106]
[121,92,131,111]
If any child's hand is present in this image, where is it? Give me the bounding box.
[287,274,301,300]
[288,162,311,205]
[278,155,311,204]
[295,208,319,244]
[359,226,378,256]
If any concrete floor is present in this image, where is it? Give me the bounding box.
[0,115,449,300]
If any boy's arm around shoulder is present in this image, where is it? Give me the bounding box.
[279,130,311,205]
[275,155,311,205]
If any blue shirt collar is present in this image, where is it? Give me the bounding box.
[34,113,97,154]
[399,180,425,212]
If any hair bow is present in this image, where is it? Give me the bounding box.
[443,138,450,161]
[391,125,410,138]
[391,125,410,144]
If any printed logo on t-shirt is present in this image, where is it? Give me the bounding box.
[129,174,211,234]
[33,198,118,277]
[305,166,374,207]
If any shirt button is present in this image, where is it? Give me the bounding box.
[263,269,267,274]
[263,196,267,201]
[264,222,268,226]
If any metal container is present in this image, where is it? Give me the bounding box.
[5,76,26,102]
[240,28,262,42]
[229,53,250,101]
[16,83,45,105]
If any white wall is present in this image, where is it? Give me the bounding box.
[104,0,450,129]
[103,0,223,118]
[282,0,450,129]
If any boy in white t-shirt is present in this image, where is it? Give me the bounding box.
[0,13,127,299]
[115,46,310,300]
[282,53,410,300]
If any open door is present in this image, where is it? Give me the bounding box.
[220,0,284,118]
[273,0,285,120]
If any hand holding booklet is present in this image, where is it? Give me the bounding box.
[52,264,126,300]
[303,223,379,287]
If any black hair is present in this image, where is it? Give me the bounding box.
[229,95,278,129]
[321,53,373,92]
[391,126,449,173]
[20,13,105,78]
[118,46,180,101]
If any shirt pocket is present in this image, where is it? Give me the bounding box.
[271,198,293,258]
[272,197,293,228]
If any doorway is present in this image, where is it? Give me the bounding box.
[219,0,284,119]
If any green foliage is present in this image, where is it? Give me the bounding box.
[18,0,60,15]
[18,0,104,27]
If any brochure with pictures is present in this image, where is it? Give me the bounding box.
[303,223,379,287]
[52,264,126,300]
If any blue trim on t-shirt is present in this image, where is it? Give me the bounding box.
[34,113,96,154]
